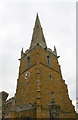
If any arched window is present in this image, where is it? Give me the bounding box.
[47,55,50,66]
[27,56,30,67]
[49,75,52,80]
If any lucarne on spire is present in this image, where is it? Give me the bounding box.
[30,14,47,49]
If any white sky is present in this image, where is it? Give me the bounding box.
[0,1,76,112]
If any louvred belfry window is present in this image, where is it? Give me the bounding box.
[47,55,50,66]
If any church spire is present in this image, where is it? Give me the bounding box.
[30,14,47,49]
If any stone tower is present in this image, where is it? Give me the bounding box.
[10,14,76,119]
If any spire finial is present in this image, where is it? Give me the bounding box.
[53,45,57,56]
[21,47,23,52]
[54,45,56,52]
[37,12,38,17]
[36,12,39,18]
[21,47,24,57]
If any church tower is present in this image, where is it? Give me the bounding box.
[10,14,76,119]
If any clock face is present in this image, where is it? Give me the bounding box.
[25,72,30,79]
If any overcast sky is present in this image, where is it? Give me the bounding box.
[0,0,76,112]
